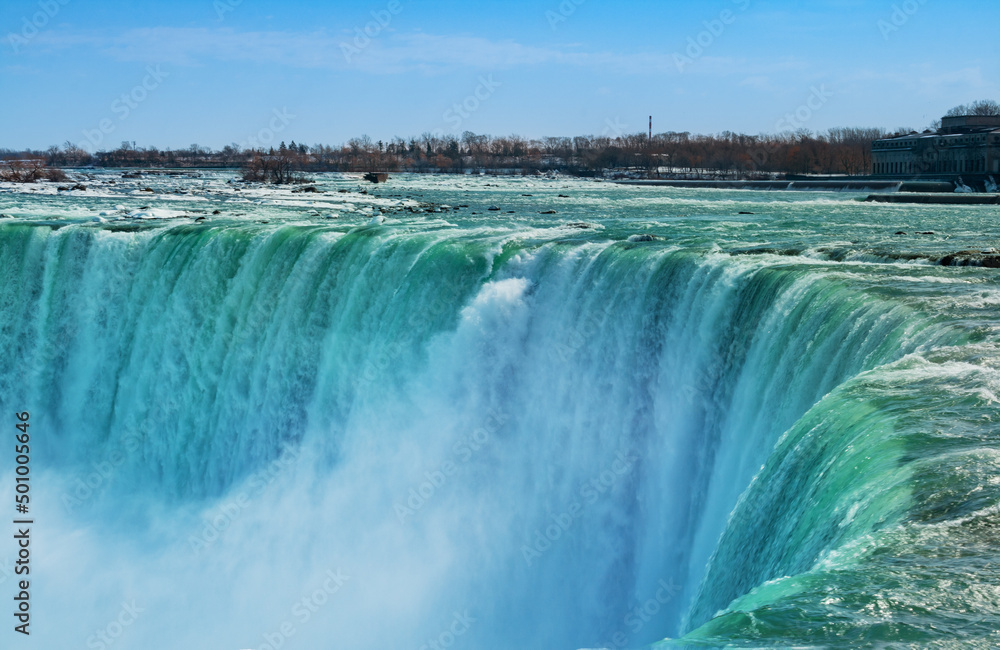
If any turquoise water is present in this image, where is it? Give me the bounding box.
[1,172,999,648]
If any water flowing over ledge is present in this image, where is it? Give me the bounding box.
[1,176,999,649]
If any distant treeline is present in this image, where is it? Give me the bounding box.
[3,127,893,179]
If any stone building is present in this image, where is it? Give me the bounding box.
[872,115,1000,177]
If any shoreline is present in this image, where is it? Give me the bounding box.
[865,193,1000,205]
[616,179,957,192]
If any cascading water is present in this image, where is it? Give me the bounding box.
[1,174,999,649]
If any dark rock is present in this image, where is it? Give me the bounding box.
[212,210,222,215]
[730,246,804,257]
[938,251,1000,267]
[488,206,501,211]
[739,211,754,215]
[894,231,907,235]
[540,210,557,215]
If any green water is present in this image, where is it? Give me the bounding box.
[0,171,998,648]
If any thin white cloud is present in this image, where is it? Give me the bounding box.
[738,75,773,90]
[23,27,807,78]
[837,64,998,101]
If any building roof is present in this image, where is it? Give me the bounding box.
[942,115,1000,131]
[874,113,1000,144]
[875,126,1000,144]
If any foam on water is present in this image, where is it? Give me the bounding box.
[1,173,999,649]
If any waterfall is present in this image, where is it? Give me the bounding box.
[0,220,983,649]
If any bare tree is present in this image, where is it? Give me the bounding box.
[241,148,309,184]
[0,158,56,183]
[969,99,1000,116]
[946,100,1000,117]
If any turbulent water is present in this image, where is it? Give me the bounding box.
[1,171,999,649]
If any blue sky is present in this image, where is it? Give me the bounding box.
[1,0,997,151]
